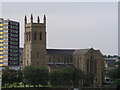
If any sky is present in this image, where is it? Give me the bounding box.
[0,0,119,2]
[0,2,118,55]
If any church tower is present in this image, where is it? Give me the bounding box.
[23,14,47,67]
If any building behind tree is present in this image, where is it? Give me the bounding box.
[23,15,105,86]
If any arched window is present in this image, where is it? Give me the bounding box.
[94,60,97,73]
[53,56,55,63]
[34,31,36,40]
[29,32,30,41]
[26,33,28,42]
[26,32,28,41]
[58,57,60,63]
[37,52,40,58]
[49,57,51,62]
[87,59,89,73]
[40,32,42,40]
[67,57,69,63]
[27,60,29,65]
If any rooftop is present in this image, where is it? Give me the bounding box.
[46,48,91,55]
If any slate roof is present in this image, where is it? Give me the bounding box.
[73,49,90,55]
[46,48,91,55]
[95,50,103,56]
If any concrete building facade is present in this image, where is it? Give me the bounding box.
[23,15,105,86]
[0,18,19,68]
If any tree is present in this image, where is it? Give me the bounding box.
[49,70,62,86]
[49,67,84,87]
[71,67,84,86]
[61,67,72,85]
[15,70,23,85]
[2,68,23,87]
[107,58,120,89]
[83,72,95,86]
[23,66,49,86]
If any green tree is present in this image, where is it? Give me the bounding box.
[16,70,23,85]
[107,58,120,88]
[2,68,22,87]
[83,72,95,86]
[61,67,84,86]
[49,70,62,86]
[61,67,72,85]
[23,66,49,86]
[71,67,84,86]
[49,67,84,87]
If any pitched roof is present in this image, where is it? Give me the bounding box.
[95,50,103,56]
[73,49,90,55]
[46,48,91,55]
[46,49,75,55]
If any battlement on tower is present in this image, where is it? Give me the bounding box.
[24,14,46,24]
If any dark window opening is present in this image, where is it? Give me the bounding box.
[29,32,30,41]
[34,31,36,40]
[40,32,42,40]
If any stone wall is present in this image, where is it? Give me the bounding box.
[2,87,116,90]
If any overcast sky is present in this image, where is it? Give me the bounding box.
[1,2,118,55]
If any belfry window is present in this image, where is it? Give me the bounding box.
[40,32,42,40]
[26,32,28,41]
[28,32,30,41]
[34,31,36,40]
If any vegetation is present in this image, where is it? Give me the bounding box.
[49,67,85,87]
[2,66,95,88]
[107,57,120,87]
[2,68,23,87]
[23,66,49,87]
[83,72,95,86]
[104,55,119,58]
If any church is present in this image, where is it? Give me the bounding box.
[23,14,105,86]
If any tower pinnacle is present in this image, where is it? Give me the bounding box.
[37,16,40,23]
[44,15,46,24]
[24,15,27,24]
[31,14,33,23]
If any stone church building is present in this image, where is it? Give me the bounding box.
[23,15,105,86]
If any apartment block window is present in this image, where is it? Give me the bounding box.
[3,26,8,29]
[0,30,3,32]
[3,22,8,24]
[0,34,3,36]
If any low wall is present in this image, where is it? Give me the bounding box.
[2,87,116,90]
[2,87,68,90]
[79,87,116,90]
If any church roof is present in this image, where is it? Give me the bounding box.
[46,48,91,55]
[73,49,90,55]
[46,49,75,55]
[95,50,103,56]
